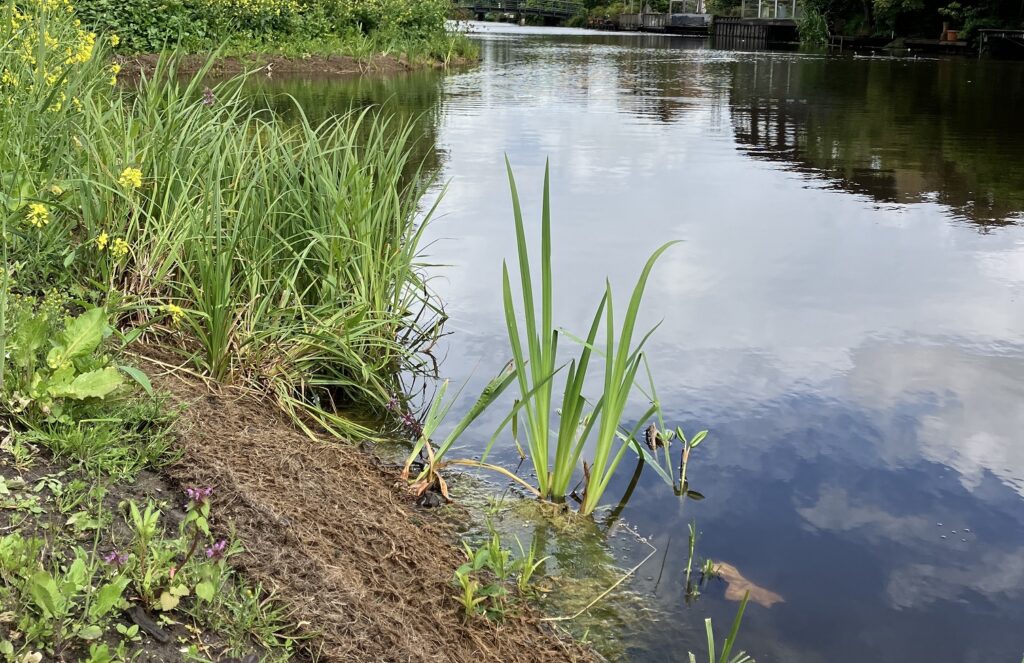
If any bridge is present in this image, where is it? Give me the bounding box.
[454,0,583,20]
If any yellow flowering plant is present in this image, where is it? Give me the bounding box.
[25,202,50,227]
[117,167,142,189]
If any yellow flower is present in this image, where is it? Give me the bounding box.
[162,304,184,325]
[26,203,50,228]
[49,184,64,196]
[111,238,129,259]
[109,33,120,47]
[118,167,142,189]
[96,232,109,251]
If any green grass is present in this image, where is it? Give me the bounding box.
[218,29,480,66]
[20,397,179,480]
[3,0,446,439]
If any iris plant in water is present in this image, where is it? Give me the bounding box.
[408,159,689,517]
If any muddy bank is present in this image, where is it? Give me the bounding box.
[117,52,474,81]
[150,365,596,662]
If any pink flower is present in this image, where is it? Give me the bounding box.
[205,539,228,560]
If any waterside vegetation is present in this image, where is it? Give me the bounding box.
[2,0,758,658]
[76,0,477,64]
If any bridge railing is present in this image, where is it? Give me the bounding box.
[454,0,583,17]
[619,12,669,29]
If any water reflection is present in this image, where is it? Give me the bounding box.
[253,27,1024,663]
[246,69,449,181]
[730,56,1024,228]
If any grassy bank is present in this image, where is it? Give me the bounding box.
[3,0,444,439]
[1,0,460,656]
[74,0,477,66]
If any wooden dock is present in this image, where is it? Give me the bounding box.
[979,28,1024,58]
[712,16,798,48]
[618,11,711,34]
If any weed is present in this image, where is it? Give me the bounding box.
[22,396,176,481]
[453,526,550,621]
[0,533,132,660]
[1,302,148,425]
[688,594,755,663]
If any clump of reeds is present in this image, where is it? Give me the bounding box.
[406,159,683,516]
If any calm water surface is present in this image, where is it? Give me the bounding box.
[256,24,1024,662]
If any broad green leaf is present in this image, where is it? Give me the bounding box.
[194,581,215,602]
[91,576,129,617]
[28,571,61,617]
[47,308,109,368]
[49,367,123,400]
[12,311,48,370]
[66,556,89,590]
[169,583,189,597]
[77,624,103,640]
[48,362,75,390]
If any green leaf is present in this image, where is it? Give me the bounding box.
[119,365,152,395]
[690,430,708,449]
[49,367,123,400]
[91,576,130,617]
[47,308,109,368]
[12,311,48,370]
[78,624,103,640]
[194,581,214,602]
[157,590,180,611]
[28,570,61,617]
[169,583,190,597]
[66,556,89,590]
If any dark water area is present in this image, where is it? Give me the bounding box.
[250,23,1024,663]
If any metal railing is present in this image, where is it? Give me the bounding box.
[454,0,583,18]
[738,0,803,19]
[619,12,669,29]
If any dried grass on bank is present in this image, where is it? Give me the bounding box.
[153,367,597,663]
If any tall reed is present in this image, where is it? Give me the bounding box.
[495,160,676,515]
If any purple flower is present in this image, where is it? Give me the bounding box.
[387,396,423,439]
[205,539,228,560]
[202,87,216,106]
[185,486,214,504]
[103,550,129,567]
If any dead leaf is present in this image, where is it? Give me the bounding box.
[714,561,784,608]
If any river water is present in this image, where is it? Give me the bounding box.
[254,23,1024,663]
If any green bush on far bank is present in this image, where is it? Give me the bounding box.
[74,0,475,61]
